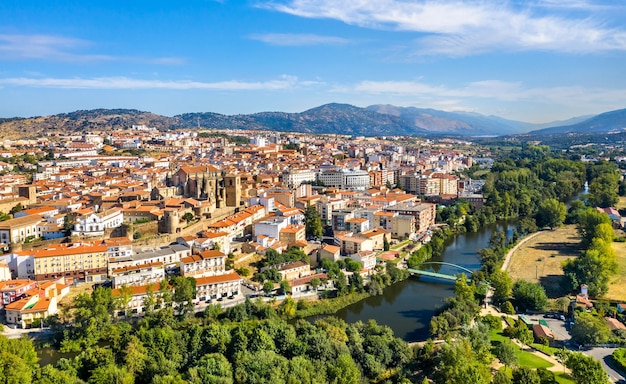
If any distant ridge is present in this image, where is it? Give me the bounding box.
[528,108,626,134]
[1,103,620,139]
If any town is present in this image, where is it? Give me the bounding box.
[0,125,481,328]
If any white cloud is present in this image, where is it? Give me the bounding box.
[0,75,311,90]
[0,34,184,64]
[262,0,626,55]
[248,33,350,46]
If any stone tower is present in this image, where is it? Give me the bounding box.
[224,174,241,208]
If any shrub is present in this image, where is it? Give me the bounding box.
[612,348,626,372]
[501,301,515,315]
[482,314,502,331]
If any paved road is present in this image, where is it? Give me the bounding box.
[524,314,624,382]
[583,347,624,383]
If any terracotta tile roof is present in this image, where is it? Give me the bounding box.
[194,271,242,286]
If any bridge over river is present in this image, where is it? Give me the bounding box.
[407,261,474,281]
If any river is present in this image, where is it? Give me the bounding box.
[329,220,516,342]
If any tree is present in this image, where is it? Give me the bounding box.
[9,203,22,215]
[564,352,610,384]
[0,211,10,221]
[63,213,74,234]
[588,172,619,208]
[182,212,194,223]
[512,366,541,384]
[576,208,612,247]
[562,237,617,297]
[495,339,518,372]
[263,281,274,296]
[570,313,611,345]
[115,284,133,317]
[536,198,566,229]
[279,280,291,295]
[310,277,321,291]
[491,269,513,305]
[556,297,571,313]
[493,371,512,384]
[305,205,323,239]
[512,280,547,312]
[327,353,360,384]
[171,276,197,317]
[187,353,233,384]
[383,235,390,251]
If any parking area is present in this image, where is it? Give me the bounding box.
[525,314,571,342]
[524,313,624,382]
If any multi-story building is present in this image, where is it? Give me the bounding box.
[278,224,306,246]
[282,169,316,188]
[334,233,374,255]
[317,168,370,190]
[108,244,191,276]
[253,216,289,242]
[16,242,109,282]
[180,250,226,278]
[194,271,242,302]
[111,262,165,288]
[384,201,436,233]
[0,279,37,308]
[316,197,347,225]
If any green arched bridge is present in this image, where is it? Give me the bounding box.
[407,261,474,281]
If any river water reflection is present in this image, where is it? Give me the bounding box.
[329,221,515,342]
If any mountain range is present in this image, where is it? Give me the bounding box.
[1,103,624,139]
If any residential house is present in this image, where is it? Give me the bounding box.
[348,250,377,271]
[0,215,42,244]
[0,279,37,308]
[180,250,226,278]
[318,244,341,263]
[279,224,306,247]
[605,317,626,331]
[335,232,374,255]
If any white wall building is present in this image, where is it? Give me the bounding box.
[72,208,124,237]
[317,168,370,190]
[253,216,289,242]
[282,169,316,188]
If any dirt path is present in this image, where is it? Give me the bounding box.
[503,225,580,297]
[501,230,545,272]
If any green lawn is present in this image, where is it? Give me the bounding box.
[490,330,553,370]
[555,372,576,384]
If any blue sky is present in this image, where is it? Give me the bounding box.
[1,0,625,123]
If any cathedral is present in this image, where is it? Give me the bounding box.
[166,165,241,213]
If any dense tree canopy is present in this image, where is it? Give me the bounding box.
[512,280,547,312]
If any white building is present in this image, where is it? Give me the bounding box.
[317,168,370,190]
[283,169,316,188]
[253,216,289,242]
[111,262,165,289]
[72,208,124,237]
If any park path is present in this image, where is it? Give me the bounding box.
[479,303,570,374]
[501,230,544,272]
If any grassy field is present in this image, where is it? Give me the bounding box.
[607,236,626,301]
[616,196,626,210]
[506,225,581,298]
